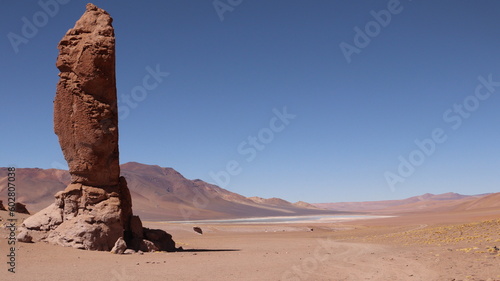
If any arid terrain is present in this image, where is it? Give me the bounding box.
[1,192,499,281]
[2,1,498,280]
[1,165,499,280]
[0,163,340,221]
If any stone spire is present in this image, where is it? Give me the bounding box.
[18,3,176,253]
[54,3,119,187]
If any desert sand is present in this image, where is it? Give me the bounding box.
[2,208,499,281]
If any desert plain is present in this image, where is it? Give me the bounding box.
[2,194,499,281]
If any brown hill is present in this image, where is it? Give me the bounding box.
[0,163,333,221]
[248,197,293,206]
[452,192,500,212]
[293,201,321,209]
[0,168,70,211]
[314,192,489,213]
[376,192,500,214]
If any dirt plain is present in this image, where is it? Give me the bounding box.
[1,208,499,281]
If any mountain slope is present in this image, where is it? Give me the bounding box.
[0,168,70,212]
[314,192,491,213]
[0,163,333,220]
[452,192,500,211]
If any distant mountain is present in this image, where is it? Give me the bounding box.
[247,197,293,206]
[293,201,322,209]
[0,168,70,212]
[452,192,500,211]
[0,163,334,221]
[314,192,492,213]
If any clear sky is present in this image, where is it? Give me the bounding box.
[1,0,499,203]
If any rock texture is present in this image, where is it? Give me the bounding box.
[111,237,127,254]
[16,230,33,243]
[54,3,119,187]
[15,202,30,214]
[17,3,176,253]
[0,200,30,214]
[193,226,203,235]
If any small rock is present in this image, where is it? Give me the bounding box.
[17,230,33,243]
[110,237,127,254]
[193,226,203,235]
[15,202,30,215]
[141,239,159,252]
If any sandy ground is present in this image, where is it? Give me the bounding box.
[1,211,499,281]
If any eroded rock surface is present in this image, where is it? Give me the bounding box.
[54,3,119,187]
[15,202,30,214]
[17,3,176,253]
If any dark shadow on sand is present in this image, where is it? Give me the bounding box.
[178,248,241,252]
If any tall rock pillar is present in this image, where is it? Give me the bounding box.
[18,4,175,252]
[54,3,120,187]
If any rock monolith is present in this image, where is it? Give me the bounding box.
[54,3,119,187]
[18,3,176,253]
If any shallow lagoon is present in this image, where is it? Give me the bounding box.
[167,214,391,224]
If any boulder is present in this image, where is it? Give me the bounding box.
[17,230,33,243]
[123,249,136,255]
[140,239,159,252]
[144,228,177,252]
[111,237,127,254]
[193,226,203,234]
[15,202,30,214]
[22,203,63,231]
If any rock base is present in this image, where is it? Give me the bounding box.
[18,177,177,252]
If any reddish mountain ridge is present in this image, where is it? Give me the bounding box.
[0,163,334,220]
[314,192,496,213]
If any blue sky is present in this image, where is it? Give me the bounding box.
[1,0,499,203]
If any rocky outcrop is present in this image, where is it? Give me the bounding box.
[111,237,127,254]
[16,230,33,243]
[143,228,177,252]
[17,3,177,253]
[0,201,29,214]
[53,3,119,187]
[14,202,30,214]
